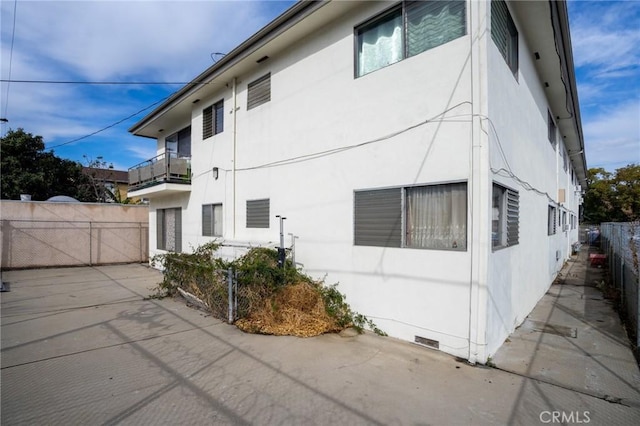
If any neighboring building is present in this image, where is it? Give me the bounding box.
[83,167,135,203]
[128,0,586,363]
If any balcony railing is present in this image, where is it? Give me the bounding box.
[128,152,191,191]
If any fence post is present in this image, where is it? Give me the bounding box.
[228,267,233,324]
[89,221,93,266]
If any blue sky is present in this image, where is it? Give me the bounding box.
[1,0,638,173]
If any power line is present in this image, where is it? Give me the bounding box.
[2,0,18,119]
[47,95,172,150]
[0,79,207,86]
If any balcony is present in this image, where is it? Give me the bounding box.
[128,152,191,198]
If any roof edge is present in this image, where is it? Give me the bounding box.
[129,0,326,135]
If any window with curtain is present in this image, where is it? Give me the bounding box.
[202,204,223,237]
[356,0,466,77]
[406,183,467,250]
[354,182,468,251]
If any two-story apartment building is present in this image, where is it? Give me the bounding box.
[128,0,586,363]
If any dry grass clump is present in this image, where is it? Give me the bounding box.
[235,282,341,337]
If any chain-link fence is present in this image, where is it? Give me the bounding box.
[600,222,640,354]
[1,219,149,269]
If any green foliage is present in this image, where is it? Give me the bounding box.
[0,128,95,201]
[153,243,386,336]
[584,164,640,223]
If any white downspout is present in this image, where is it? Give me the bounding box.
[468,0,489,365]
[232,77,238,239]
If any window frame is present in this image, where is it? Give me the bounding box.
[354,0,467,78]
[202,203,223,237]
[492,183,519,250]
[491,0,519,76]
[246,198,270,229]
[247,73,271,110]
[156,207,182,252]
[203,100,224,140]
[354,181,468,251]
[547,205,557,236]
[548,110,557,148]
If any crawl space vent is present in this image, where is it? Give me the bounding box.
[415,335,439,350]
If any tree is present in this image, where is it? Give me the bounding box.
[583,164,640,223]
[0,128,94,201]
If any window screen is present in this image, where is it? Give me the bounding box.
[247,74,271,110]
[246,198,270,228]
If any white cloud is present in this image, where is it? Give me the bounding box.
[584,101,640,169]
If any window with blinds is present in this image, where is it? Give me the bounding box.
[203,100,224,140]
[356,0,466,77]
[492,184,519,249]
[247,73,271,110]
[548,205,557,236]
[354,182,468,250]
[548,110,557,147]
[246,198,270,228]
[491,0,518,75]
[202,204,223,237]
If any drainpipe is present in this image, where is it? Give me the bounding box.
[467,0,489,365]
[232,77,238,238]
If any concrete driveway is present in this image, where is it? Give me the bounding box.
[1,264,638,425]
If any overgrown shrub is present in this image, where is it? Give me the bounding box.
[152,243,385,336]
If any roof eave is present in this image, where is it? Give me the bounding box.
[128,0,326,136]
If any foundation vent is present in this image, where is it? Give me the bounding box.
[415,336,439,350]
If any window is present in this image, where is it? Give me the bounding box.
[157,208,182,252]
[562,210,567,231]
[548,205,556,236]
[562,146,568,172]
[491,0,518,75]
[202,204,223,237]
[354,182,467,250]
[203,100,224,139]
[247,73,271,110]
[165,126,191,157]
[246,198,270,228]
[492,183,519,249]
[548,111,557,147]
[356,0,466,77]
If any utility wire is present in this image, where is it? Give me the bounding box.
[2,0,18,119]
[47,95,172,150]
[0,79,207,86]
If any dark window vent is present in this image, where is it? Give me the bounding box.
[415,336,439,350]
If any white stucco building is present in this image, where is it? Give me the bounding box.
[128,0,586,363]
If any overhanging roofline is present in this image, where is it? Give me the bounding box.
[129,0,326,135]
[552,0,587,184]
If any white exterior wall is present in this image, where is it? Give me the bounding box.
[484,3,582,356]
[141,0,583,363]
[147,2,477,359]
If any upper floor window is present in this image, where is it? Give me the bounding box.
[548,110,557,147]
[165,126,191,158]
[203,100,224,139]
[491,0,518,75]
[247,73,271,110]
[356,0,466,77]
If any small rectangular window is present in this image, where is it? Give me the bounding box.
[491,0,518,75]
[356,1,466,77]
[354,188,402,247]
[492,183,519,249]
[548,111,557,147]
[203,100,224,139]
[247,73,271,110]
[246,198,270,228]
[202,204,223,237]
[548,205,557,236]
